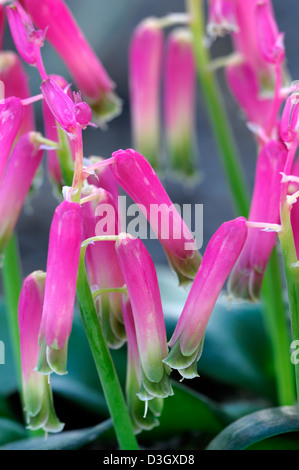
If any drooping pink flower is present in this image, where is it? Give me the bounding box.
[129,19,163,169]
[37,201,82,375]
[6,1,47,78]
[122,297,163,432]
[0,96,23,183]
[164,28,197,176]
[20,0,121,123]
[165,217,248,379]
[0,131,44,254]
[42,74,75,187]
[87,156,120,205]
[225,61,273,130]
[18,271,64,432]
[115,234,173,400]
[255,0,285,65]
[207,0,238,38]
[280,91,299,144]
[0,51,35,136]
[110,149,202,285]
[81,185,126,349]
[228,140,287,301]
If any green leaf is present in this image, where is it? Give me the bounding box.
[157,266,275,399]
[206,406,299,450]
[0,419,113,450]
[0,418,27,446]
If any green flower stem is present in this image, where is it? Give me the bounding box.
[262,247,296,406]
[1,234,22,389]
[279,203,299,405]
[76,249,139,450]
[93,287,127,298]
[186,0,249,217]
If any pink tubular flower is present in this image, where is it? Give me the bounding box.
[0,96,23,183]
[82,185,126,349]
[225,62,273,130]
[0,131,44,255]
[228,140,287,301]
[207,0,238,38]
[18,271,64,432]
[289,159,299,259]
[110,149,202,285]
[20,0,121,123]
[129,18,163,169]
[255,0,285,65]
[6,1,47,78]
[122,297,163,433]
[164,28,197,176]
[115,234,173,400]
[280,91,299,144]
[41,77,92,135]
[42,74,75,188]
[0,51,35,136]
[164,217,248,379]
[37,201,82,375]
[87,156,120,205]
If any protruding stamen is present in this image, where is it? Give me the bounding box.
[246,221,282,232]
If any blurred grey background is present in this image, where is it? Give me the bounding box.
[1,0,298,278]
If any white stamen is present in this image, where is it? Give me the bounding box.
[143,400,149,419]
[246,221,282,232]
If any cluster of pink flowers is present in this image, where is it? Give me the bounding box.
[1,0,296,437]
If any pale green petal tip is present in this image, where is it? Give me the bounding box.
[46,341,69,376]
[138,363,174,400]
[166,250,202,287]
[164,334,205,380]
[90,91,123,128]
[99,295,126,350]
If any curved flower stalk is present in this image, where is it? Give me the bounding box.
[37,201,82,375]
[164,217,248,379]
[207,0,238,38]
[164,28,198,177]
[228,140,287,301]
[115,234,173,402]
[20,0,121,124]
[81,185,126,349]
[19,271,64,432]
[42,74,75,190]
[6,1,47,79]
[129,18,163,169]
[0,96,23,183]
[122,297,163,433]
[110,148,202,285]
[0,131,44,255]
[0,51,35,136]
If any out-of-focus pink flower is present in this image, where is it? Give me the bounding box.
[0,51,35,136]
[115,234,173,400]
[42,74,75,188]
[225,62,273,130]
[164,28,197,176]
[122,297,163,433]
[129,19,163,169]
[110,149,202,285]
[20,0,121,124]
[165,217,248,379]
[37,201,82,375]
[0,96,23,183]
[0,131,44,254]
[207,0,238,38]
[228,141,287,301]
[255,0,285,65]
[18,271,64,432]
[6,2,47,78]
[82,185,126,349]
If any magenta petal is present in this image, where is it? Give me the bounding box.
[0,96,23,183]
[169,217,248,357]
[40,201,82,355]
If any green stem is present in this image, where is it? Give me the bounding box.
[186,0,249,217]
[76,249,139,450]
[261,247,296,405]
[278,204,299,406]
[93,286,127,298]
[1,234,22,388]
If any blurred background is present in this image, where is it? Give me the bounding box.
[1,0,297,279]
